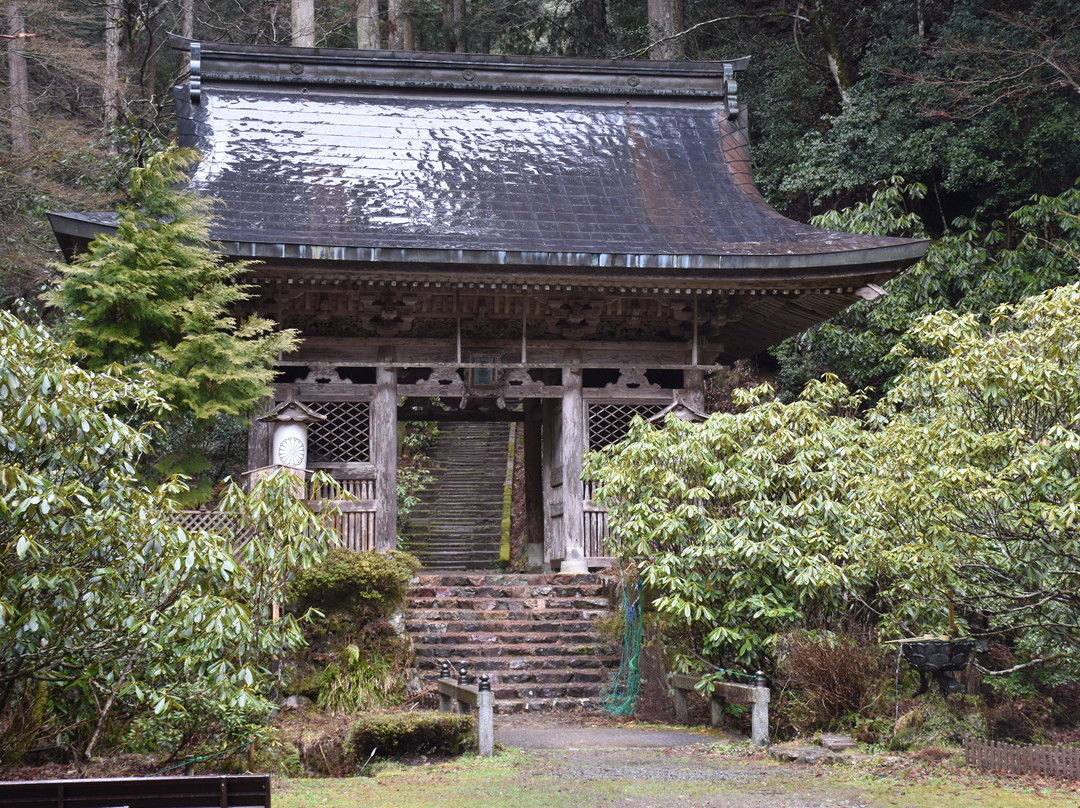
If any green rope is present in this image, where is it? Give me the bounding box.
[603,581,643,716]
[155,735,256,774]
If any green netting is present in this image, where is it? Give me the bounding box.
[603,581,643,715]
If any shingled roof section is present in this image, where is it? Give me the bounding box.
[51,40,927,288]
[178,40,925,279]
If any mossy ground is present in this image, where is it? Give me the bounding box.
[274,747,1080,808]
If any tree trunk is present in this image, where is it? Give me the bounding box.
[291,0,315,47]
[647,0,683,60]
[356,0,379,49]
[453,0,465,53]
[181,0,194,39]
[143,14,161,104]
[6,2,31,154]
[387,0,405,49]
[806,0,853,104]
[583,0,606,54]
[103,0,125,137]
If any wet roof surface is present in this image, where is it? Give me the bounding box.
[177,85,912,262]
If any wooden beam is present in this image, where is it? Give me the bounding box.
[560,362,587,574]
[372,349,398,551]
[523,400,544,559]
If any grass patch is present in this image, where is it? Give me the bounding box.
[272,747,1080,808]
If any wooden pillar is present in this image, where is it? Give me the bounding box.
[248,414,271,477]
[523,399,544,571]
[684,368,706,411]
[540,398,561,566]
[373,351,398,551]
[560,364,587,574]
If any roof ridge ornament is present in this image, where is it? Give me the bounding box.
[189,41,201,104]
[724,63,738,117]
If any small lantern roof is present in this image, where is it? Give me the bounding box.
[257,396,327,423]
[648,394,710,424]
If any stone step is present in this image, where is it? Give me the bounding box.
[411,573,601,587]
[408,570,617,715]
[410,584,606,598]
[409,611,608,625]
[409,595,608,609]
[493,696,602,714]
[413,631,600,646]
[414,645,618,663]
[408,620,603,635]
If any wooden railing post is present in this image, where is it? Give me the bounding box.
[436,666,494,757]
[477,675,493,757]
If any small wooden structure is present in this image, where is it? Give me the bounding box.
[438,663,494,756]
[965,738,1080,780]
[0,774,270,808]
[672,672,770,747]
[50,40,927,570]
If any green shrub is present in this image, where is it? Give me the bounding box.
[288,548,420,617]
[317,647,405,714]
[890,695,986,751]
[344,712,476,762]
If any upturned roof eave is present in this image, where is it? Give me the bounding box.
[46,212,929,287]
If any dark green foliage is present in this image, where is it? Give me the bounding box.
[772,179,1080,397]
[285,549,420,712]
[45,146,298,499]
[344,712,476,762]
[47,146,297,420]
[288,549,421,619]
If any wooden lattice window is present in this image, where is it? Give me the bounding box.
[588,404,666,451]
[176,510,256,546]
[304,401,372,462]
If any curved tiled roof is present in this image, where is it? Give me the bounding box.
[50,41,927,323]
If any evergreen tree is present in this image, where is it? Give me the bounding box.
[47,146,298,496]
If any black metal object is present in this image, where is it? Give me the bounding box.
[479,674,491,692]
[0,774,270,808]
[439,661,452,680]
[457,664,469,685]
[900,639,975,697]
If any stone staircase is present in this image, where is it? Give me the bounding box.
[408,572,619,713]
[403,422,512,571]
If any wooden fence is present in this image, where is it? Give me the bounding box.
[964,738,1080,779]
[582,480,609,560]
[176,464,377,553]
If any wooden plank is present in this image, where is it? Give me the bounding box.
[0,774,270,808]
[541,398,562,564]
[308,461,377,479]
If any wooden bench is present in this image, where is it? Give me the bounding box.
[672,672,770,748]
[438,663,494,757]
[0,773,270,808]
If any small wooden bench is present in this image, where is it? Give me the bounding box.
[672,672,770,748]
[438,663,494,757]
[0,773,270,808]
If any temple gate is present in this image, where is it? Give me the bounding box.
[51,39,928,572]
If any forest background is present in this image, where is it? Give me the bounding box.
[2,0,1078,397]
